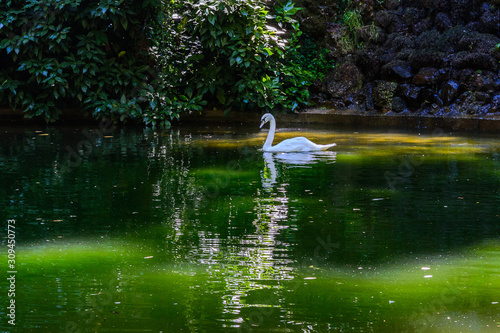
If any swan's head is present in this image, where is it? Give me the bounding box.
[260,113,274,128]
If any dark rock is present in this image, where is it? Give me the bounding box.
[312,93,328,105]
[373,9,406,34]
[435,0,451,11]
[373,81,398,112]
[355,50,381,80]
[384,33,416,51]
[458,69,497,91]
[435,25,467,53]
[474,92,490,102]
[450,0,475,25]
[489,94,500,112]
[395,48,413,61]
[412,67,446,85]
[398,84,422,106]
[325,61,364,99]
[384,0,401,11]
[360,82,375,110]
[465,21,481,32]
[374,10,393,28]
[439,80,460,105]
[458,69,476,84]
[416,29,456,53]
[343,94,359,107]
[469,71,496,91]
[467,104,482,114]
[300,15,328,39]
[451,52,498,70]
[381,60,413,80]
[387,15,406,34]
[434,94,444,107]
[408,51,445,70]
[402,6,425,27]
[419,88,436,104]
[392,96,406,112]
[413,18,431,35]
[479,3,500,34]
[421,0,432,9]
[457,32,500,53]
[379,53,394,64]
[391,65,412,79]
[435,12,453,31]
[456,91,486,114]
[447,68,461,81]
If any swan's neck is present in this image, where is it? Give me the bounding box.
[264,118,276,149]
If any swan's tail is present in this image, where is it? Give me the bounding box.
[319,143,337,150]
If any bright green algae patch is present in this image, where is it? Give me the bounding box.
[12,239,500,332]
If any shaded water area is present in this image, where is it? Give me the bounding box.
[1,122,500,332]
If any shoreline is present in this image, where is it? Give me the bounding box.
[180,109,500,132]
[1,108,500,132]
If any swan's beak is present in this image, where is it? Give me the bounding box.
[260,120,266,128]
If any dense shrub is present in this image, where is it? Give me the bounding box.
[0,0,160,122]
[1,0,333,126]
[151,0,323,117]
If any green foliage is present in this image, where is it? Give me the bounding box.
[281,36,334,109]
[342,8,363,48]
[153,0,285,113]
[0,0,160,123]
[344,9,363,34]
[0,0,332,125]
[152,0,329,114]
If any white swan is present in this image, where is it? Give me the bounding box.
[259,113,336,152]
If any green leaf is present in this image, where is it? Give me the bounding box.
[216,87,226,105]
[121,17,128,30]
[95,31,108,45]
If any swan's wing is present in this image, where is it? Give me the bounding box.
[269,137,313,152]
[269,137,336,152]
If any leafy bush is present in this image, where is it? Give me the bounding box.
[0,0,160,122]
[151,0,333,115]
[1,0,333,126]
[153,0,285,114]
[281,35,334,108]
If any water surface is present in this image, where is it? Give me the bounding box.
[1,123,499,332]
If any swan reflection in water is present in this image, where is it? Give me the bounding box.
[200,151,336,328]
[261,151,337,189]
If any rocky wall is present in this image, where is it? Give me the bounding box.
[303,0,500,117]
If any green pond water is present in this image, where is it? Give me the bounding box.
[1,122,499,332]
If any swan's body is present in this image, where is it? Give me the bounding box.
[260,113,336,152]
